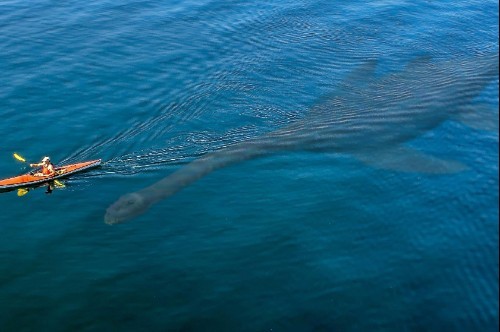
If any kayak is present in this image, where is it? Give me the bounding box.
[0,159,101,191]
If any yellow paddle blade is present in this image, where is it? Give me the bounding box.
[17,188,29,196]
[54,180,65,188]
[13,153,26,162]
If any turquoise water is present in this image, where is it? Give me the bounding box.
[1,0,498,331]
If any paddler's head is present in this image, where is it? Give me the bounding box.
[42,156,50,165]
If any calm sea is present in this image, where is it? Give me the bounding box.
[0,0,498,331]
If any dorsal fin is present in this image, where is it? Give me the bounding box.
[308,60,378,114]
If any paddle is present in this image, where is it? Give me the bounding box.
[13,153,38,175]
[17,188,29,196]
[13,153,27,162]
[16,181,63,197]
[14,153,47,172]
[14,153,42,168]
[13,153,66,188]
[54,180,65,188]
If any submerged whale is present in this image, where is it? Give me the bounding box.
[104,54,499,224]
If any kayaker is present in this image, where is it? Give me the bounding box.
[30,157,55,177]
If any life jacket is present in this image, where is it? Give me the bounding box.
[42,164,53,175]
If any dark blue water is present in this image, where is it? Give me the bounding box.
[0,0,498,331]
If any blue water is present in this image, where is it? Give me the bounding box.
[0,0,498,331]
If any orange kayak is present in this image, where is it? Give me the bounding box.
[0,159,101,191]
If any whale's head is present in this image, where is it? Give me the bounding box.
[104,192,151,225]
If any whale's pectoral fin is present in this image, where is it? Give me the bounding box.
[353,146,467,174]
[455,104,499,131]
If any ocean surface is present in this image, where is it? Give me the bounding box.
[0,0,498,331]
